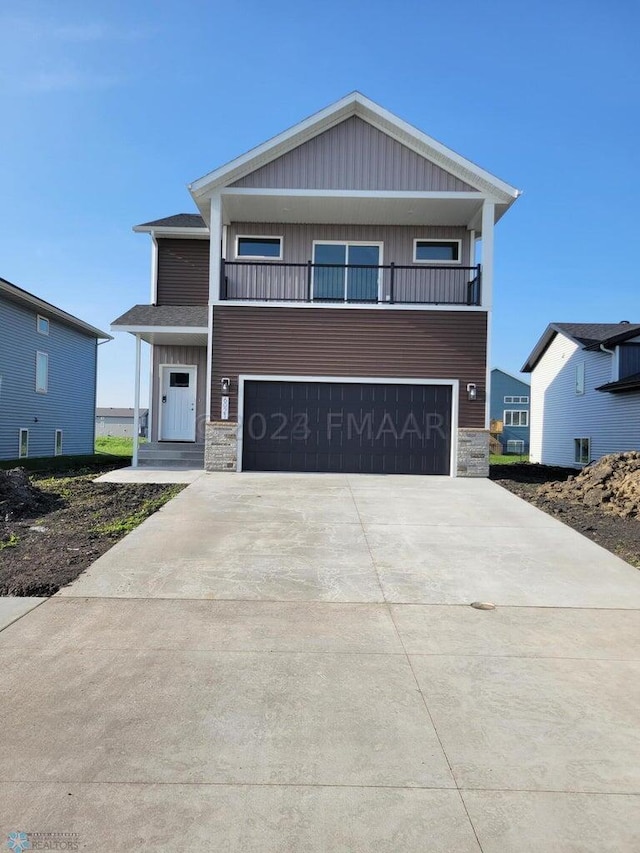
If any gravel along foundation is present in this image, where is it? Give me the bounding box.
[0,467,183,596]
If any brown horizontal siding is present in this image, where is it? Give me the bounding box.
[212,307,487,428]
[156,238,209,306]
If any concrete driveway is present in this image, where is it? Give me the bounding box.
[1,474,639,851]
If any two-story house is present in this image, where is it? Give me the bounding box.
[523,322,640,466]
[113,93,520,476]
[0,276,111,460]
[490,367,530,454]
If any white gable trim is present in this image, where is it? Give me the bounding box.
[189,92,520,204]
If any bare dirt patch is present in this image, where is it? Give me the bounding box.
[491,457,640,567]
[0,466,183,596]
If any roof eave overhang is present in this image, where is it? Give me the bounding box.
[188,92,521,222]
[110,324,208,334]
[0,280,112,340]
[132,226,210,238]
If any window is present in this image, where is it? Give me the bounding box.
[235,236,283,259]
[504,395,529,404]
[575,362,585,395]
[55,429,63,456]
[19,429,29,459]
[169,372,190,388]
[504,410,529,427]
[37,315,49,335]
[413,239,461,264]
[574,438,590,464]
[312,241,382,302]
[36,351,48,393]
[506,439,525,454]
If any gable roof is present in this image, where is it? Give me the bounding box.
[189,92,521,218]
[491,367,530,387]
[522,322,640,372]
[0,276,111,340]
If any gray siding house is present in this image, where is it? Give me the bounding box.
[0,277,111,460]
[96,407,149,438]
[112,93,520,476]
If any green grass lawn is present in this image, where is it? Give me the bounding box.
[95,436,142,457]
[490,453,530,465]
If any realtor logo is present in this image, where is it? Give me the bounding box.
[6,834,30,852]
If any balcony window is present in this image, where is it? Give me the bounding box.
[413,239,461,264]
[235,236,283,260]
[312,242,381,302]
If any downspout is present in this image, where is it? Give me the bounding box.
[600,343,616,382]
[95,338,110,453]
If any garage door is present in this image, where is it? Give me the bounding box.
[241,380,452,475]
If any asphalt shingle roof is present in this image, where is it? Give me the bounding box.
[135,213,206,229]
[111,305,208,327]
[523,322,640,372]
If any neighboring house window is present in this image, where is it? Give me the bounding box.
[36,351,48,393]
[235,236,283,260]
[37,315,49,335]
[413,239,461,263]
[506,439,525,453]
[504,410,529,427]
[19,429,28,458]
[504,395,529,404]
[55,429,63,456]
[575,362,585,395]
[574,437,590,464]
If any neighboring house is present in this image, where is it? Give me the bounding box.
[522,322,640,467]
[0,276,111,460]
[96,407,148,438]
[490,367,530,453]
[112,92,520,475]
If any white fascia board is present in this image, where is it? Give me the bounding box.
[0,280,112,340]
[111,325,209,334]
[132,226,210,237]
[189,91,521,206]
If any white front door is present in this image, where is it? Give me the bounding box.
[160,366,197,441]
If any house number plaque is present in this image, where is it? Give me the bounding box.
[221,396,229,420]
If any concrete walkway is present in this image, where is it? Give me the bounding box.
[1,474,639,851]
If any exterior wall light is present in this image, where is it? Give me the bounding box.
[466,383,477,401]
[221,377,231,394]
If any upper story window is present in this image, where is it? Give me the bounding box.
[235,236,283,260]
[618,343,640,379]
[413,239,461,264]
[504,395,529,404]
[575,362,585,395]
[504,410,529,427]
[37,315,49,335]
[36,351,48,393]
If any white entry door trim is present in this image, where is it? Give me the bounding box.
[159,364,197,441]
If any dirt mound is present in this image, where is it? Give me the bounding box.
[538,452,640,518]
[0,468,53,521]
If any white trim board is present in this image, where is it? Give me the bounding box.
[236,374,459,477]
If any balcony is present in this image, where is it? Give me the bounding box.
[220,260,482,306]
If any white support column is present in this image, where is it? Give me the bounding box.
[481,201,495,429]
[468,229,476,267]
[206,194,223,424]
[132,333,141,467]
[150,233,158,304]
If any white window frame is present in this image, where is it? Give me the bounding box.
[35,351,49,394]
[504,395,529,404]
[412,238,462,265]
[311,240,384,302]
[19,428,29,459]
[235,235,283,260]
[574,437,590,464]
[506,439,525,454]
[37,315,50,335]
[503,409,529,427]
[55,429,63,456]
[575,362,585,395]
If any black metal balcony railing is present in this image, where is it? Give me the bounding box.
[220,260,482,306]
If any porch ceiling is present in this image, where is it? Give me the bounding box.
[221,192,496,230]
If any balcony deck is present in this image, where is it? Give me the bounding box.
[220,261,482,306]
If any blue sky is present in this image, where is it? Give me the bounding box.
[1,0,638,405]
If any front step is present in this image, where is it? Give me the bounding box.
[138,442,205,469]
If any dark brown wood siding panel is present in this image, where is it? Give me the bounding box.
[151,345,208,442]
[211,307,487,428]
[156,238,210,306]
